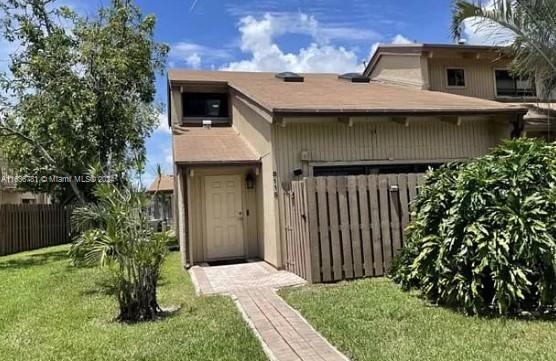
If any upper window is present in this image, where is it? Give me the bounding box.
[446,68,466,87]
[494,69,536,97]
[182,92,229,118]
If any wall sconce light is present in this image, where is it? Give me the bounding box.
[245,173,255,189]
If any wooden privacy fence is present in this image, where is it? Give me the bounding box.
[279,173,426,283]
[0,205,72,256]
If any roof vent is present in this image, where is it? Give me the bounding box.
[275,71,304,82]
[338,73,370,83]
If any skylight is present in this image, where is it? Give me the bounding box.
[275,72,304,82]
[338,73,370,83]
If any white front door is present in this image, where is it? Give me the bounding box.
[204,175,245,260]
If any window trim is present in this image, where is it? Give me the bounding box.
[181,116,231,125]
[493,67,537,99]
[445,67,467,89]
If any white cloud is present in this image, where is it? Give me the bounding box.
[391,34,412,45]
[155,112,170,134]
[169,42,231,69]
[221,13,364,73]
[457,0,514,46]
[368,33,414,62]
[461,17,514,46]
[185,53,201,69]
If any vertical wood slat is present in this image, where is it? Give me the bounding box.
[294,182,303,278]
[0,205,5,256]
[0,204,71,257]
[316,177,332,282]
[368,175,383,276]
[388,174,402,259]
[290,183,301,274]
[300,180,313,282]
[279,187,290,273]
[305,178,321,283]
[347,176,363,278]
[378,175,392,272]
[398,174,410,236]
[326,177,342,280]
[337,177,353,279]
[357,175,373,276]
[408,173,418,206]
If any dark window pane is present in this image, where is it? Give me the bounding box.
[313,165,367,177]
[447,68,465,87]
[182,93,229,118]
[313,163,442,177]
[495,70,536,97]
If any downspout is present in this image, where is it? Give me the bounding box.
[510,113,525,138]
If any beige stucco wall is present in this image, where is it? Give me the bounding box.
[232,95,282,268]
[369,54,429,89]
[1,155,51,205]
[272,116,512,184]
[428,58,510,100]
[0,192,50,205]
[170,88,182,126]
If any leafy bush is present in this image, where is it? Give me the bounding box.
[392,138,556,315]
[70,181,174,322]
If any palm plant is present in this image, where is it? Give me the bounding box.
[452,0,556,99]
[70,178,173,322]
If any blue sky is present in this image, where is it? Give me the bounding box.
[2,0,498,186]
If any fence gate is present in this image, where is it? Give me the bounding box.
[279,181,313,281]
[0,204,72,257]
[279,174,425,283]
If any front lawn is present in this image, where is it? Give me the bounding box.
[280,278,556,361]
[0,246,266,361]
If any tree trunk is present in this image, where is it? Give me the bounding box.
[117,266,162,322]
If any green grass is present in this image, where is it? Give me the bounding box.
[0,246,266,361]
[280,278,556,361]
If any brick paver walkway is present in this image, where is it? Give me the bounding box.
[190,261,306,295]
[189,262,350,361]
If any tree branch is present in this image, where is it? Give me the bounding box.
[0,121,86,203]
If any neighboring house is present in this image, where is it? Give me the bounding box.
[0,154,50,205]
[364,43,556,139]
[168,69,527,268]
[147,175,174,229]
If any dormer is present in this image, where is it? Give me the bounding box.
[168,72,231,128]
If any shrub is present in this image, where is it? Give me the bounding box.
[392,138,556,315]
[70,181,174,322]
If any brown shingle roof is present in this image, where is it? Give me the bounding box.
[148,175,174,193]
[172,125,259,165]
[168,70,528,116]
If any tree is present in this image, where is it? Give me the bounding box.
[451,0,556,99]
[70,170,174,322]
[0,0,168,203]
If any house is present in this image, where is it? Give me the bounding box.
[168,69,527,269]
[364,43,555,139]
[0,154,50,205]
[147,175,174,229]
